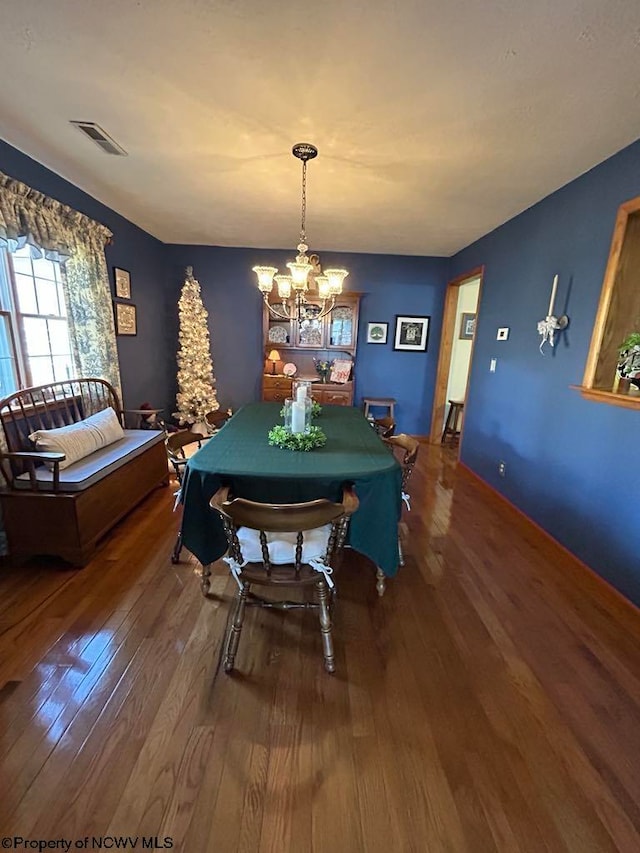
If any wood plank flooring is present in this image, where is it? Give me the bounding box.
[1,444,640,851]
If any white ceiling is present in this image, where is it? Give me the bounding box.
[1,0,640,256]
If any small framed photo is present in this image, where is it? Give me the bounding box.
[115,302,137,336]
[393,315,430,352]
[366,322,388,344]
[459,312,476,340]
[330,359,352,384]
[114,267,131,299]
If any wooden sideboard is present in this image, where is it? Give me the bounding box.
[261,290,361,406]
[262,374,353,406]
[262,375,293,404]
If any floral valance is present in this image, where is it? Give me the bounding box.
[0,168,121,400]
[0,169,112,262]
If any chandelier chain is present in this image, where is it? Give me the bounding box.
[300,159,307,247]
[252,142,348,324]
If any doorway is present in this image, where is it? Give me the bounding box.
[429,267,483,447]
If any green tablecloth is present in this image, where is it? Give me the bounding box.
[180,402,403,576]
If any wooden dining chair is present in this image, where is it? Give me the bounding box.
[166,429,208,484]
[383,434,420,567]
[208,484,359,674]
[205,408,233,432]
[372,415,396,439]
[167,413,231,484]
[167,429,211,563]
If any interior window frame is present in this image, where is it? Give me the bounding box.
[0,246,72,391]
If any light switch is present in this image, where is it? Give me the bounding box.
[497,327,509,341]
[490,358,497,372]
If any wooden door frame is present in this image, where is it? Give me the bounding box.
[428,266,484,445]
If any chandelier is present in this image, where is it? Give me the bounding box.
[252,143,348,322]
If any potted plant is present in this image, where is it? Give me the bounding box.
[617,332,640,389]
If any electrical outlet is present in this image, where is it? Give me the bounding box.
[490,358,497,372]
[498,461,506,477]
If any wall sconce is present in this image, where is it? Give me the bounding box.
[537,274,569,353]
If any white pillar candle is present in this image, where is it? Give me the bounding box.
[296,385,307,402]
[291,400,305,434]
[548,274,558,317]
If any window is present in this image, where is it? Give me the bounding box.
[579,194,640,410]
[0,245,73,396]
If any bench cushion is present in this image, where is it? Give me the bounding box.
[15,429,165,492]
[28,406,125,470]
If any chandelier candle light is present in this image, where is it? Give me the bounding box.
[537,274,569,353]
[253,143,348,322]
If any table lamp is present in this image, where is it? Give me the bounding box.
[268,349,281,375]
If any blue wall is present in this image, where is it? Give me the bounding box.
[0,140,169,413]
[450,139,640,605]
[7,133,640,606]
[165,245,447,434]
[0,139,449,433]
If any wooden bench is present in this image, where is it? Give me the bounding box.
[0,377,168,566]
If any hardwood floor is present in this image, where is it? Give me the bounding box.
[1,443,640,851]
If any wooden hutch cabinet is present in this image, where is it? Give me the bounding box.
[262,291,361,405]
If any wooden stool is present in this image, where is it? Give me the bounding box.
[441,400,464,443]
[363,397,396,420]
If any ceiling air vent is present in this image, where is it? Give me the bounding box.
[70,121,127,156]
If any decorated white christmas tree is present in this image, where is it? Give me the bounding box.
[174,267,219,426]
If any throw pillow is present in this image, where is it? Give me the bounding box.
[29,406,125,470]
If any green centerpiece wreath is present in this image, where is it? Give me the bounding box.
[268,424,327,451]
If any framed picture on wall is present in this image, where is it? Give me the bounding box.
[114,302,137,336]
[366,322,388,344]
[114,267,131,299]
[459,312,476,340]
[393,315,430,351]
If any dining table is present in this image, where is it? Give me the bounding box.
[179,401,403,577]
